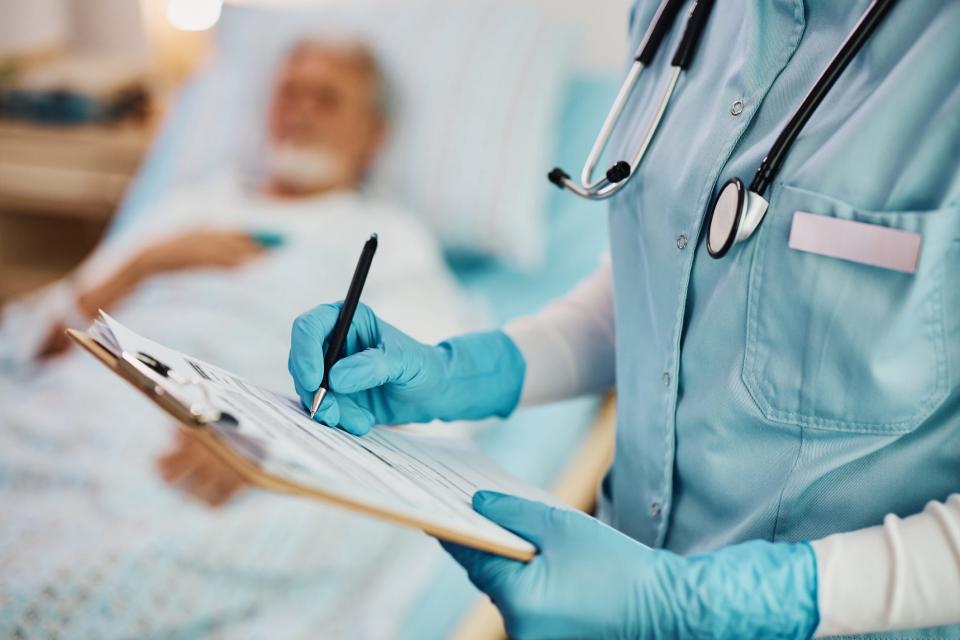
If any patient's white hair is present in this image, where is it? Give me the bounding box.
[287,37,392,121]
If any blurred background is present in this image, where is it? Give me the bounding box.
[1,0,630,638]
[0,0,629,301]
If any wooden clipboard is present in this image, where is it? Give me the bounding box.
[66,328,535,562]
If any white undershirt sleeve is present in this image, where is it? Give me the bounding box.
[812,493,960,637]
[503,259,615,406]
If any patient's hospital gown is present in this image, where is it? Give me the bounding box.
[0,176,484,638]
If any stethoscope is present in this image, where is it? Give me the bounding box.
[548,0,897,259]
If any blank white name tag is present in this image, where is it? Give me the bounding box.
[788,211,922,274]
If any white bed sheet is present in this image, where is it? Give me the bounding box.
[0,177,490,639]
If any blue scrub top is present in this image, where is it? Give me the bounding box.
[601,2,959,636]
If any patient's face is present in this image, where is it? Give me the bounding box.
[267,44,385,194]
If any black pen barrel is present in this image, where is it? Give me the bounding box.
[321,234,378,390]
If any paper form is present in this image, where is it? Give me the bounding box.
[91,313,560,559]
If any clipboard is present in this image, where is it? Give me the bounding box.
[66,327,536,562]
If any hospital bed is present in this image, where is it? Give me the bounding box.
[106,5,620,638]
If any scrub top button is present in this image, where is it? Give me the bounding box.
[650,501,662,517]
[662,371,671,387]
[730,99,745,116]
[676,233,688,250]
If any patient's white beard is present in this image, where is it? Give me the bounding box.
[265,143,349,193]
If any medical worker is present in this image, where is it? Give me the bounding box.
[288,0,960,637]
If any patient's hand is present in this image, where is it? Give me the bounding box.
[75,230,266,320]
[156,430,250,507]
[135,230,267,275]
[32,231,267,363]
[37,321,71,360]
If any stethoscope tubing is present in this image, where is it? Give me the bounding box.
[577,0,687,192]
[553,0,898,219]
[550,0,715,200]
[750,0,899,196]
[704,0,899,259]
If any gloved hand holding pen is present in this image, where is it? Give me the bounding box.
[287,302,526,435]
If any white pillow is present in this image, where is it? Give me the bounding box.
[163,2,574,269]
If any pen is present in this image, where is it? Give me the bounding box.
[310,233,378,419]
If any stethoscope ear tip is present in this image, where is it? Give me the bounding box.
[605,161,632,184]
[548,167,571,189]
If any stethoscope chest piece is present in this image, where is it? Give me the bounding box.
[706,178,769,258]
[704,0,897,258]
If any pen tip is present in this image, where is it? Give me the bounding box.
[370,233,378,240]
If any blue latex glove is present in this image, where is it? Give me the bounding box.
[288,303,526,435]
[442,491,820,640]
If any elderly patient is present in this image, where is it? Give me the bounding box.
[10,40,389,359]
[0,42,473,505]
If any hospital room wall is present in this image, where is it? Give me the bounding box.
[159,0,635,73]
[526,0,634,71]
[3,0,633,79]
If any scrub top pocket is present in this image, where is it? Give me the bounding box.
[743,184,958,434]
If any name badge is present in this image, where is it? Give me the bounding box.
[788,211,922,274]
